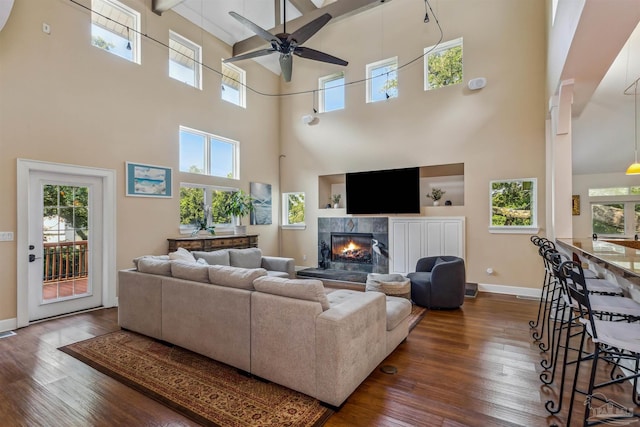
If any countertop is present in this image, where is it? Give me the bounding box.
[555,238,640,285]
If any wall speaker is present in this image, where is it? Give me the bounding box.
[467,77,487,91]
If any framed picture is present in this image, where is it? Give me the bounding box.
[250,182,272,225]
[572,195,580,215]
[126,162,172,198]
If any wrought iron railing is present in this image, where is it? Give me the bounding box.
[43,240,88,283]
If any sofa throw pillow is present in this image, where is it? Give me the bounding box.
[169,247,196,263]
[253,276,330,311]
[137,258,172,276]
[229,248,263,269]
[171,260,210,283]
[133,255,170,269]
[192,250,230,266]
[208,265,267,290]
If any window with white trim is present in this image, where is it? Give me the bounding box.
[221,62,246,108]
[282,192,305,228]
[424,37,463,91]
[91,0,141,64]
[589,186,640,237]
[489,178,538,233]
[366,57,398,103]
[179,183,237,233]
[319,73,345,112]
[179,126,239,179]
[169,31,202,89]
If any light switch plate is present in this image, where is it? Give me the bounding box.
[0,232,14,241]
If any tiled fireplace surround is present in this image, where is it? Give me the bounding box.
[317,217,389,274]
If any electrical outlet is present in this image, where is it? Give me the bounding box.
[0,232,14,241]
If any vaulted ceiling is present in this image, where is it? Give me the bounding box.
[153,0,640,177]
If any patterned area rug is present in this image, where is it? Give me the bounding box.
[60,330,333,427]
[408,304,427,331]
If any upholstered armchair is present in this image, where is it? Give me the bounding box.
[406,256,466,309]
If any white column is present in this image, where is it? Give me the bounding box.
[547,79,574,240]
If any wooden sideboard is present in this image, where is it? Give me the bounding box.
[168,234,258,252]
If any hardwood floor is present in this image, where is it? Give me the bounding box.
[0,293,635,426]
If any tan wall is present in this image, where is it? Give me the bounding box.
[279,0,547,289]
[0,0,280,322]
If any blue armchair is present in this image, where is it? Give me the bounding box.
[406,256,466,309]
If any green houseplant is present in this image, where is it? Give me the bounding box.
[426,188,446,206]
[221,190,255,234]
[331,194,342,208]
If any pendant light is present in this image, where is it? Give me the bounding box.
[625,79,640,175]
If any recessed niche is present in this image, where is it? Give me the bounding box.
[318,163,464,210]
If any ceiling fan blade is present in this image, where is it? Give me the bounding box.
[224,48,277,63]
[287,13,332,45]
[229,11,279,45]
[293,47,348,66]
[279,54,293,82]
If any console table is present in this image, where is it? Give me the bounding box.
[168,234,258,252]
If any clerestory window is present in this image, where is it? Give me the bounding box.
[91,0,141,64]
[169,31,202,89]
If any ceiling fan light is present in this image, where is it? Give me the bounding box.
[626,162,640,175]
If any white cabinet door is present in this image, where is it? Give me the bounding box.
[390,220,409,274]
[389,217,465,275]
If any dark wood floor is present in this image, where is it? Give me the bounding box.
[0,292,636,426]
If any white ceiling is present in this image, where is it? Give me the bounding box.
[168,0,640,177]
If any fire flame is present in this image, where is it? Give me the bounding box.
[343,241,358,253]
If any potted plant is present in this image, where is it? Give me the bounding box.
[426,188,446,206]
[331,194,342,208]
[222,190,255,234]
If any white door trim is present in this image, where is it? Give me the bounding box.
[16,159,117,328]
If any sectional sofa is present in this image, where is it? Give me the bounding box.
[118,248,412,407]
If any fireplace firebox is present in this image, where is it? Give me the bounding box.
[331,233,373,264]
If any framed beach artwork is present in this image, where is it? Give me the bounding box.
[250,182,272,225]
[125,162,172,198]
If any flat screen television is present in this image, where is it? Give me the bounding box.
[346,167,421,214]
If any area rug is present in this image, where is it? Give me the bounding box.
[59,330,333,427]
[408,304,427,331]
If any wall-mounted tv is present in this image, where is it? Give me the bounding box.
[346,167,421,214]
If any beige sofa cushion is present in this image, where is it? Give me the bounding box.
[229,248,262,269]
[208,265,267,290]
[171,260,210,283]
[253,276,330,311]
[192,250,230,266]
[133,255,169,269]
[137,258,172,276]
[169,247,197,263]
[385,296,412,331]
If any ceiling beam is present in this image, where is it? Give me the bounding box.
[289,0,318,14]
[233,0,389,56]
[152,0,186,16]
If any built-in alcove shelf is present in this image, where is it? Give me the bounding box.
[318,163,465,210]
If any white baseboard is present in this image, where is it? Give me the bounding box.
[478,283,541,299]
[0,317,17,333]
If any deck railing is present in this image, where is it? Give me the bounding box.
[43,240,88,283]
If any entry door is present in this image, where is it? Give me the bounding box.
[27,172,103,321]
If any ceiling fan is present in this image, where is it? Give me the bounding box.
[224,10,348,82]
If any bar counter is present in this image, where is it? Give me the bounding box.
[556,238,640,287]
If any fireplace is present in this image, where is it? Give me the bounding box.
[331,233,373,264]
[317,217,389,274]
